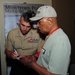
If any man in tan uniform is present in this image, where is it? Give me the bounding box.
[5,10,44,75]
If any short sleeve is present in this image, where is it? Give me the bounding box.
[5,31,13,51]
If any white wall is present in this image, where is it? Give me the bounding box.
[0,0,52,75]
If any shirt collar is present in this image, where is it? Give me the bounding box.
[16,28,32,38]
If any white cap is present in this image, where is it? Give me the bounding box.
[30,5,57,21]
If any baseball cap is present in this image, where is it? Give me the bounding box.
[30,5,57,21]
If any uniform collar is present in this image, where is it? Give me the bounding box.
[16,28,32,39]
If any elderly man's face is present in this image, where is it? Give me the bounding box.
[36,18,52,34]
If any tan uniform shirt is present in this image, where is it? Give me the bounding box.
[5,28,44,56]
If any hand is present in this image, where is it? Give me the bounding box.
[10,51,20,59]
[20,55,36,66]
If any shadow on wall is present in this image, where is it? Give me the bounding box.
[69,64,75,75]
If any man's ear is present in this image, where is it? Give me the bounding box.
[47,18,52,26]
[47,18,52,22]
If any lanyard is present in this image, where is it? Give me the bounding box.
[45,27,60,40]
[49,27,60,36]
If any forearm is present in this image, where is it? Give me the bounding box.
[5,49,13,58]
[20,56,57,75]
[31,62,56,75]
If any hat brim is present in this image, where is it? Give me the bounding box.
[30,16,43,21]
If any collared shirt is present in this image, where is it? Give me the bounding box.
[5,27,44,56]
